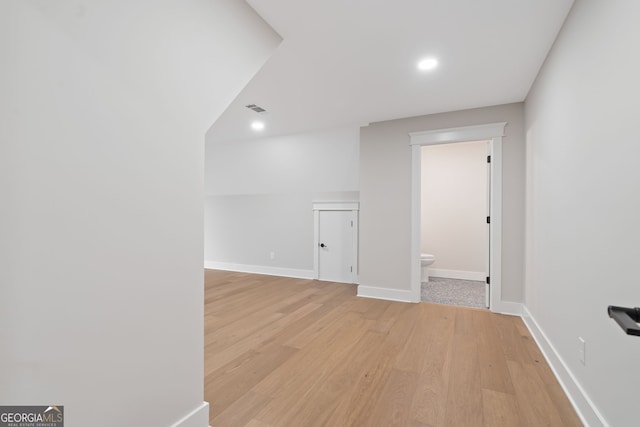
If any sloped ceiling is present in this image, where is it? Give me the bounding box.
[208,0,574,142]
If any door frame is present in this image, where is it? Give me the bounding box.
[409,122,507,312]
[313,201,359,283]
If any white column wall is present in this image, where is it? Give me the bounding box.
[0,2,280,426]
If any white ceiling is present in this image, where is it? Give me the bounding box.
[208,0,574,142]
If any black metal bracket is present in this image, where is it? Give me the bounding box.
[608,306,640,336]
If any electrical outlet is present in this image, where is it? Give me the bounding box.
[270,251,275,260]
[578,337,586,365]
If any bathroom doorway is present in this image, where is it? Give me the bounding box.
[409,122,510,313]
[420,140,489,309]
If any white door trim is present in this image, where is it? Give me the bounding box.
[313,201,359,283]
[409,122,507,313]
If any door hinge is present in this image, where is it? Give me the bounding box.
[486,276,491,285]
[350,266,353,272]
[486,216,490,224]
[487,155,491,163]
[350,220,353,227]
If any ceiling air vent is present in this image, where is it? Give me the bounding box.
[245,104,267,114]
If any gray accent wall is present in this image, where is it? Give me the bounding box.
[360,103,525,302]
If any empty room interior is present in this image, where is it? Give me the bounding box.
[2,1,639,427]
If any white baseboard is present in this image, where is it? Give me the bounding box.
[171,401,209,427]
[521,306,608,427]
[492,301,523,316]
[428,268,485,281]
[357,285,414,303]
[204,260,314,280]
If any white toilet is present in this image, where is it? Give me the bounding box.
[420,253,436,283]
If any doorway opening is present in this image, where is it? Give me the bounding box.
[419,140,489,309]
[410,122,508,313]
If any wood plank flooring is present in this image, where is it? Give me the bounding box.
[204,269,582,427]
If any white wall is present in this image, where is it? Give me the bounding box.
[421,141,488,277]
[0,2,279,426]
[524,1,640,425]
[206,126,359,195]
[360,103,525,302]
[205,126,359,275]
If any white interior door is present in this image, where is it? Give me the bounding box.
[318,210,354,283]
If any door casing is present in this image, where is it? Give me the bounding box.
[410,122,520,314]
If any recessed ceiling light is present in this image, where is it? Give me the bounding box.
[417,57,438,71]
[251,121,265,131]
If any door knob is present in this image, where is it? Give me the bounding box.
[320,243,327,248]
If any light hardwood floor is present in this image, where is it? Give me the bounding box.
[204,269,582,427]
